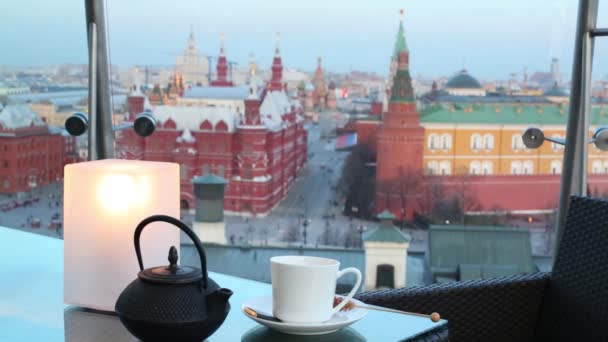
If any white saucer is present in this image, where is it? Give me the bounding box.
[241,295,368,335]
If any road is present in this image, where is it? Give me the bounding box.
[224,114,372,248]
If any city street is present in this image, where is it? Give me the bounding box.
[224,116,368,248]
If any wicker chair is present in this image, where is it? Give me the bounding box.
[356,196,608,342]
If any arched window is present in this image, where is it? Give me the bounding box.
[523,161,534,175]
[551,160,562,175]
[202,164,210,174]
[481,161,493,175]
[215,120,228,132]
[428,134,439,149]
[512,134,523,150]
[217,165,225,177]
[199,120,212,131]
[470,161,481,175]
[592,160,603,174]
[163,118,177,129]
[441,134,452,149]
[471,134,482,150]
[511,161,522,175]
[439,161,451,175]
[427,161,438,175]
[483,134,494,150]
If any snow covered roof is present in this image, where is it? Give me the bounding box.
[183,86,249,100]
[153,105,238,132]
[259,91,284,131]
[177,128,196,143]
[0,105,46,129]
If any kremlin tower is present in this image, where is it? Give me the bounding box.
[384,10,408,112]
[375,11,425,220]
[210,33,234,87]
[268,33,284,92]
[327,80,337,110]
[312,57,327,109]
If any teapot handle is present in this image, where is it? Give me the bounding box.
[134,214,208,289]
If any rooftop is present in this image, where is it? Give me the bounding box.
[193,173,228,185]
[183,86,249,100]
[420,103,608,125]
[0,105,46,130]
[445,69,482,89]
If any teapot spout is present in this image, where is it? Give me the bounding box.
[207,288,233,317]
[216,288,233,300]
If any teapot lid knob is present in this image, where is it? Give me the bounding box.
[168,246,178,271]
[137,245,203,285]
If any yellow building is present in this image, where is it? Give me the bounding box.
[420,103,608,176]
[28,102,72,127]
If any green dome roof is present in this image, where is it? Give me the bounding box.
[446,69,482,89]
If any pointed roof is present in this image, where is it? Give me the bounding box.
[377,209,395,220]
[269,32,284,91]
[392,9,408,60]
[363,216,411,243]
[193,174,228,185]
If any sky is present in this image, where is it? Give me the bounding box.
[1,0,608,80]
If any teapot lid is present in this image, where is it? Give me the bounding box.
[138,246,203,285]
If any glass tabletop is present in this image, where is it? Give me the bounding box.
[0,227,446,341]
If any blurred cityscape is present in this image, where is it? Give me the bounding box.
[3,10,608,288]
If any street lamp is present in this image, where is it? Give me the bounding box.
[357,224,365,248]
[302,219,310,246]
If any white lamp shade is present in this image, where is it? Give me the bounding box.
[64,159,180,311]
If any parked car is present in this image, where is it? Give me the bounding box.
[30,218,41,228]
[48,220,62,230]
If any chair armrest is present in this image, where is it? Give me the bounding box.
[355,272,550,342]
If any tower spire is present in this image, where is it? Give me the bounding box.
[220,32,225,56]
[275,32,281,57]
[210,32,232,87]
[392,9,408,60]
[269,32,284,91]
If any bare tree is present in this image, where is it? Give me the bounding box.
[396,166,425,223]
[282,221,301,243]
[319,219,339,246]
[342,223,360,248]
[454,173,481,225]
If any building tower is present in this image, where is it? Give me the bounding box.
[384,10,408,112]
[192,174,228,244]
[326,80,337,110]
[269,33,284,92]
[551,58,561,85]
[313,57,327,109]
[210,33,234,87]
[127,66,145,121]
[375,12,425,221]
[175,26,209,86]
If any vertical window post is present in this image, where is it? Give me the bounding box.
[555,0,598,259]
[85,0,115,160]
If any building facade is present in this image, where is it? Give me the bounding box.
[0,105,70,193]
[355,11,608,217]
[116,40,307,216]
[175,28,210,87]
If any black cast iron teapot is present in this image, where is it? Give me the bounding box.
[115,215,233,342]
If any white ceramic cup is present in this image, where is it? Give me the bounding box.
[270,256,362,323]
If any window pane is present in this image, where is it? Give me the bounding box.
[0,0,85,236]
[108,0,580,289]
[5,0,599,296]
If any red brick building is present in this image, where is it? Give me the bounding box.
[375,30,425,220]
[354,12,608,219]
[116,42,307,216]
[0,105,70,193]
